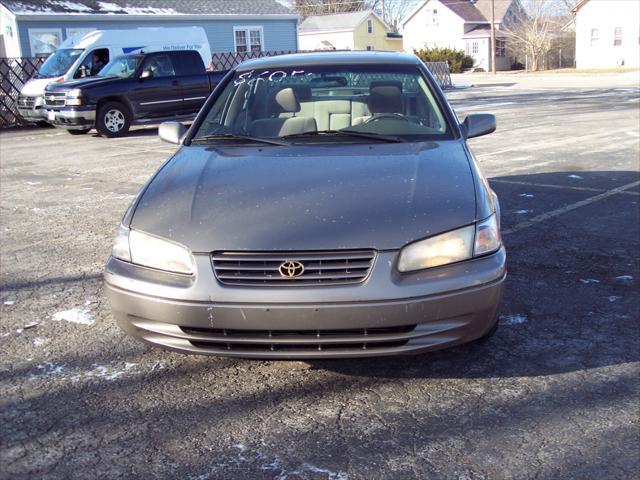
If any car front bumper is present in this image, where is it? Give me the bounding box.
[17,96,46,121]
[105,248,506,359]
[44,107,95,130]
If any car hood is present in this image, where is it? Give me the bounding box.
[45,76,122,92]
[131,141,477,252]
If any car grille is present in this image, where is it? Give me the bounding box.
[211,250,376,286]
[43,92,66,107]
[181,325,416,352]
[17,95,36,108]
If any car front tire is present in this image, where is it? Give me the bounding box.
[96,101,131,138]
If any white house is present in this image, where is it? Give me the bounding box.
[572,0,639,68]
[401,0,523,71]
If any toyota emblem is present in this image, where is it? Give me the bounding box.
[278,260,305,278]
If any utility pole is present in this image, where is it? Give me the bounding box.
[490,0,496,74]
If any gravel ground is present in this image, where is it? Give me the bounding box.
[1,75,639,479]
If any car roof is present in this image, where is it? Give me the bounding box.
[236,51,421,71]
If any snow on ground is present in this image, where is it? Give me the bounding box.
[51,308,95,325]
[499,314,529,325]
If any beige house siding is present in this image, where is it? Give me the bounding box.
[353,14,403,51]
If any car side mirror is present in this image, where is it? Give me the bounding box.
[158,121,187,145]
[140,68,153,80]
[462,113,496,139]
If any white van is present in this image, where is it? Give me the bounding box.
[17,27,211,121]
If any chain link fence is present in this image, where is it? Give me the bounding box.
[0,52,451,129]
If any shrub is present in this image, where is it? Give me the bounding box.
[413,47,475,73]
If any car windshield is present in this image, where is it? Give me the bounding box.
[37,49,83,78]
[98,55,142,78]
[193,63,452,143]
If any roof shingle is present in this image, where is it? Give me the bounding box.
[2,0,295,15]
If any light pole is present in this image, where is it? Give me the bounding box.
[490,0,496,74]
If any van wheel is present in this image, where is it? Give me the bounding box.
[67,128,91,135]
[97,101,131,138]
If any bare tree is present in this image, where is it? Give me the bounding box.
[293,0,416,30]
[502,0,572,71]
[293,0,366,17]
[367,0,418,32]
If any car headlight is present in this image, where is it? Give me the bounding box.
[397,214,501,272]
[65,89,83,106]
[111,224,196,275]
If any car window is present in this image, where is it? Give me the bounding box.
[142,54,176,78]
[98,55,142,78]
[73,48,110,79]
[171,51,205,76]
[193,64,451,142]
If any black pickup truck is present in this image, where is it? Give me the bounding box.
[43,50,227,137]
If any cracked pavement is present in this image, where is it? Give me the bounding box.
[1,73,639,479]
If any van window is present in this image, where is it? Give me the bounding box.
[38,48,83,78]
[171,51,205,76]
[73,48,110,78]
[141,54,176,78]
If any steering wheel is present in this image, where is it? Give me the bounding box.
[363,113,409,124]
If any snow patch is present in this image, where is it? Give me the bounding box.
[579,278,600,284]
[519,193,534,198]
[608,296,622,303]
[567,174,583,179]
[515,209,531,214]
[615,275,633,284]
[33,337,49,346]
[188,444,348,480]
[30,362,138,382]
[3,300,15,305]
[52,308,95,325]
[499,313,528,325]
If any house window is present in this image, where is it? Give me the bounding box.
[433,9,438,26]
[234,26,263,53]
[614,27,622,46]
[590,28,599,46]
[367,19,373,34]
[366,45,374,51]
[496,39,506,57]
[472,41,479,54]
[28,28,62,56]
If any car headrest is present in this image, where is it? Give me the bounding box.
[370,80,403,92]
[368,85,403,114]
[281,84,312,101]
[269,87,301,114]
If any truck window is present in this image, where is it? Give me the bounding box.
[171,51,206,76]
[74,48,110,79]
[141,54,176,78]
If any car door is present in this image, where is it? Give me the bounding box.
[133,53,182,119]
[170,51,210,115]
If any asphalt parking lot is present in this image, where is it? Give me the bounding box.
[1,74,639,479]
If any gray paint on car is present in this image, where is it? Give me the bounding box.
[131,141,477,252]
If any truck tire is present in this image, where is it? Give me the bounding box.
[67,128,91,135]
[96,101,131,138]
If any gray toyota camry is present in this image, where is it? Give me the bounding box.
[105,51,506,359]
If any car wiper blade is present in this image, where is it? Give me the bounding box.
[191,134,288,146]
[281,129,406,143]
